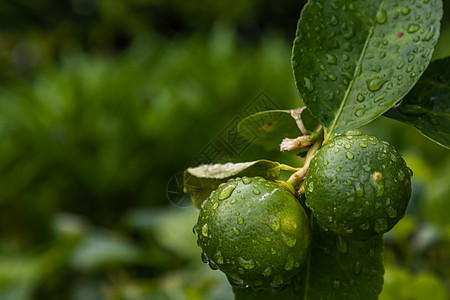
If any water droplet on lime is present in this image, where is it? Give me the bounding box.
[375,218,388,233]
[285,254,295,271]
[238,257,255,269]
[242,177,252,184]
[281,232,297,247]
[219,184,237,200]
[202,224,209,237]
[232,227,240,236]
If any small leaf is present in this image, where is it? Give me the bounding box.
[384,57,450,149]
[237,110,303,150]
[184,160,281,208]
[292,0,443,140]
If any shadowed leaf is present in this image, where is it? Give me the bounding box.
[385,57,450,149]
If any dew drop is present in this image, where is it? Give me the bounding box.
[304,77,314,92]
[360,143,368,148]
[238,257,255,269]
[422,26,436,41]
[268,215,281,231]
[307,181,314,193]
[367,78,388,91]
[407,24,420,33]
[193,224,199,235]
[346,152,354,159]
[271,275,284,288]
[323,160,329,166]
[402,6,410,15]
[374,91,388,103]
[242,177,252,184]
[329,15,338,25]
[253,189,261,195]
[387,206,397,218]
[327,53,338,65]
[271,248,276,255]
[201,251,209,263]
[375,218,388,233]
[202,224,209,237]
[332,279,342,290]
[214,251,224,264]
[336,167,341,172]
[209,259,219,270]
[357,93,365,102]
[376,9,387,23]
[219,184,237,200]
[354,182,364,197]
[328,74,337,81]
[360,223,370,230]
[281,232,297,247]
[336,236,349,254]
[285,254,295,271]
[333,147,340,153]
[227,277,244,287]
[232,227,240,236]
[237,217,244,225]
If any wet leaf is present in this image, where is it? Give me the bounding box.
[233,220,384,300]
[292,0,443,140]
[184,160,281,208]
[237,109,303,150]
[385,57,450,149]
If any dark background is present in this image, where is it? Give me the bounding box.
[0,0,448,299]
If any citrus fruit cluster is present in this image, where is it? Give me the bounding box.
[194,176,311,288]
[305,131,412,240]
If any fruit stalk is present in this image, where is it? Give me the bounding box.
[286,134,323,191]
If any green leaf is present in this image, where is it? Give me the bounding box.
[298,227,384,299]
[292,0,443,140]
[184,160,281,208]
[384,57,450,149]
[233,221,384,300]
[237,110,302,151]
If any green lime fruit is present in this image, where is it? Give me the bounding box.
[194,176,311,289]
[305,131,412,240]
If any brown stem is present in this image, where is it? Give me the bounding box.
[286,135,323,190]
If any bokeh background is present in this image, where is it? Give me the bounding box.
[0,1,448,299]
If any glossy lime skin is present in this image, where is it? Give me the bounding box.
[195,176,311,288]
[305,132,412,240]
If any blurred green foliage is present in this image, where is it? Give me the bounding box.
[0,0,448,299]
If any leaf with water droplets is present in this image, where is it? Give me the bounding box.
[233,220,385,300]
[295,222,384,299]
[384,57,450,149]
[237,108,319,150]
[183,160,281,208]
[292,0,443,141]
